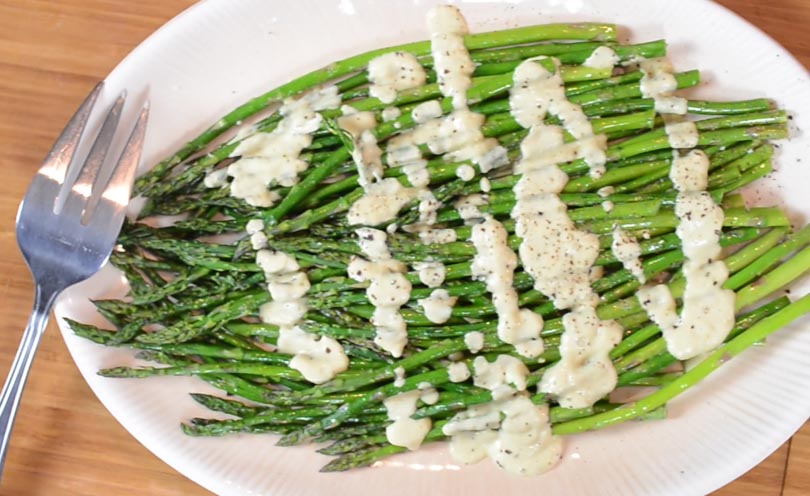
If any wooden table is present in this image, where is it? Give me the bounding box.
[0,0,808,494]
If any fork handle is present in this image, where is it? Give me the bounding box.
[0,286,59,479]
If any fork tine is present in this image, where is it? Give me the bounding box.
[17,83,105,224]
[58,91,127,218]
[85,102,149,229]
[37,82,104,186]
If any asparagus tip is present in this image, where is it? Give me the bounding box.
[98,367,133,378]
[276,430,307,447]
[180,423,202,436]
[319,459,352,472]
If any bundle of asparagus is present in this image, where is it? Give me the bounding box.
[69,6,810,475]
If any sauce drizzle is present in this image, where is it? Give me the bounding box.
[638,150,735,359]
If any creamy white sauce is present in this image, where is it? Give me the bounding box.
[338,111,384,187]
[259,300,307,327]
[509,57,607,177]
[670,149,709,190]
[394,366,406,388]
[276,326,349,384]
[472,355,529,400]
[397,189,445,238]
[447,361,471,383]
[383,390,432,450]
[348,228,412,357]
[638,150,735,359]
[418,289,457,324]
[257,250,309,327]
[510,126,601,310]
[670,205,730,297]
[414,261,446,288]
[454,194,487,223]
[246,219,264,234]
[401,157,431,189]
[444,412,499,465]
[355,225,391,260]
[665,120,699,149]
[456,164,476,181]
[374,135,435,234]
[464,331,485,353]
[471,215,545,358]
[417,190,443,225]
[418,381,440,405]
[246,219,268,250]
[267,272,309,301]
[418,227,458,245]
[225,86,340,206]
[255,250,301,276]
[480,177,491,193]
[261,268,309,306]
[256,248,348,384]
[342,111,436,227]
[446,396,562,476]
[538,306,623,408]
[583,46,619,70]
[382,106,402,122]
[338,116,426,231]
[489,397,560,475]
[203,168,228,188]
[639,58,687,115]
[508,56,623,410]
[612,226,645,283]
[443,355,562,475]
[251,232,268,251]
[597,185,614,197]
[412,100,444,123]
[387,110,506,173]
[368,51,428,104]
[347,178,418,226]
[476,145,510,175]
[427,5,474,110]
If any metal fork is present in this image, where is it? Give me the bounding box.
[1,82,148,477]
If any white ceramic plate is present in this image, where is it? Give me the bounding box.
[53,0,810,494]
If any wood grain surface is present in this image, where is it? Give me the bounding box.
[0,1,808,494]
